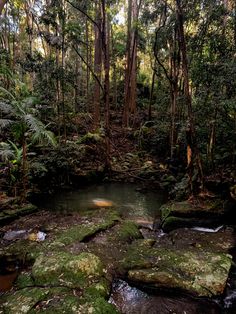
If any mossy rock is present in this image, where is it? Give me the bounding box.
[32,252,105,289]
[2,287,52,314]
[77,297,119,314]
[122,241,232,297]
[48,210,120,248]
[0,204,37,226]
[160,200,227,232]
[161,216,222,232]
[161,200,225,220]
[15,271,35,289]
[3,204,37,217]
[4,239,43,261]
[2,287,118,314]
[107,221,142,243]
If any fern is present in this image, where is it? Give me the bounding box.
[0,119,13,130]
[0,142,15,162]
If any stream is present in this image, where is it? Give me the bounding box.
[35,182,166,220]
[34,182,236,314]
[2,183,236,313]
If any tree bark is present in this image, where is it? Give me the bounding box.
[123,0,141,126]
[101,0,111,171]
[93,1,102,129]
[0,0,8,16]
[176,0,204,192]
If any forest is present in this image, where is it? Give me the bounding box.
[0,0,236,313]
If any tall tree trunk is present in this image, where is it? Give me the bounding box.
[176,0,204,192]
[93,1,102,129]
[123,0,132,126]
[101,0,111,171]
[169,26,180,158]
[129,0,137,115]
[111,24,117,108]
[123,0,140,126]
[61,0,66,139]
[86,18,90,108]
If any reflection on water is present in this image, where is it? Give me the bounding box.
[0,255,19,294]
[109,280,221,314]
[36,183,166,219]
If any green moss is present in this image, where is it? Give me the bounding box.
[79,297,119,314]
[49,210,120,248]
[32,252,104,288]
[108,221,142,243]
[161,216,188,232]
[15,271,34,289]
[84,278,110,299]
[2,285,117,314]
[3,287,82,314]
[122,242,232,297]
[160,203,172,220]
[5,239,43,261]
[3,204,37,217]
[160,200,225,222]
[29,294,82,314]
[2,287,51,314]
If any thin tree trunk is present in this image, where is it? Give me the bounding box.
[148,67,156,121]
[176,0,204,192]
[21,137,28,202]
[111,24,117,107]
[0,0,8,15]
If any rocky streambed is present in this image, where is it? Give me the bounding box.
[0,196,235,313]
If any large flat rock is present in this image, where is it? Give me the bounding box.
[122,240,232,297]
[160,200,228,232]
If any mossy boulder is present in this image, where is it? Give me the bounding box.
[0,204,37,226]
[32,252,104,289]
[161,216,224,233]
[2,250,118,313]
[15,271,34,289]
[107,221,142,243]
[48,210,120,248]
[122,240,232,297]
[2,287,52,314]
[2,287,118,314]
[160,200,227,232]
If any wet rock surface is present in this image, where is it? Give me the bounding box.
[124,243,232,297]
[109,279,221,314]
[0,201,235,313]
